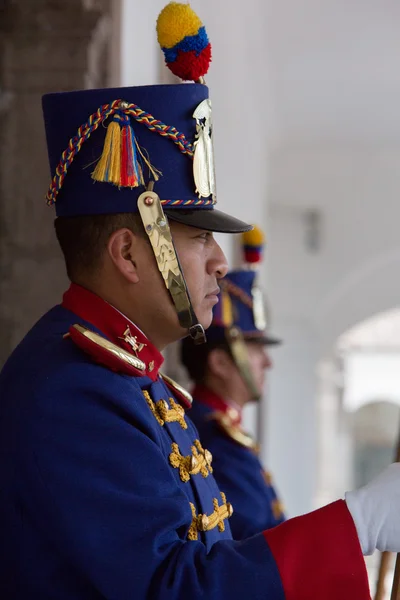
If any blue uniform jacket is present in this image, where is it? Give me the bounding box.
[0,284,370,599]
[190,385,285,539]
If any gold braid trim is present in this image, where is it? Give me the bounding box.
[210,411,260,453]
[263,470,273,486]
[188,503,199,541]
[143,390,187,430]
[272,498,285,520]
[169,440,213,483]
[188,493,234,540]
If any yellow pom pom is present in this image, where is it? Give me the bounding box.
[157,2,203,49]
[241,225,265,248]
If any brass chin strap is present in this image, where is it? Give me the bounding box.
[137,189,206,345]
[252,285,267,331]
[225,326,261,401]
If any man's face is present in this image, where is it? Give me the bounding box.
[210,341,272,404]
[170,221,228,330]
[245,341,273,400]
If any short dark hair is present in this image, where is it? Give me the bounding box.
[54,213,145,280]
[180,335,232,383]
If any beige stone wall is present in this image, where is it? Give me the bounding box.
[0,0,111,365]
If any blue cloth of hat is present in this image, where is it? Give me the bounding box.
[209,270,258,339]
[42,84,209,217]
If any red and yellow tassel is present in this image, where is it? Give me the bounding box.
[92,112,147,188]
[120,118,143,187]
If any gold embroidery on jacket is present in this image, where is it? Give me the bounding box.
[263,470,273,486]
[169,440,213,482]
[272,498,285,520]
[209,411,259,453]
[143,390,187,429]
[187,493,233,540]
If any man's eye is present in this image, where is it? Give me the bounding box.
[198,232,212,240]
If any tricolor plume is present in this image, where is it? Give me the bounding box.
[157,2,212,82]
[241,225,265,265]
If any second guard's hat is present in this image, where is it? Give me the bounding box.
[209,226,282,345]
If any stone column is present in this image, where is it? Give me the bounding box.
[0,0,110,365]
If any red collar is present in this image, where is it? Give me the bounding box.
[192,384,242,425]
[62,283,164,381]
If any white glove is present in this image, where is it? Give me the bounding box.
[345,463,400,556]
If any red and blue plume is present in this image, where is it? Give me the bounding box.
[241,226,265,265]
[157,2,212,82]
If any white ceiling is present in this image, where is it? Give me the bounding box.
[338,307,400,351]
[264,0,400,144]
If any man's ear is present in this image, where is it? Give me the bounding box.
[208,347,234,380]
[107,228,140,283]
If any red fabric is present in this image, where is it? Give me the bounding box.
[264,500,371,600]
[62,284,163,381]
[120,125,129,188]
[121,125,137,188]
[192,384,242,424]
[169,45,212,81]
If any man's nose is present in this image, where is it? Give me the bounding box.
[208,239,228,279]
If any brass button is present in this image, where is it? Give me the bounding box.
[205,450,213,466]
[227,408,239,421]
[190,455,198,470]
[200,515,209,531]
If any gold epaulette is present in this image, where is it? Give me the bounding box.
[211,412,260,453]
[66,324,146,376]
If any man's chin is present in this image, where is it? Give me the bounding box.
[196,309,213,331]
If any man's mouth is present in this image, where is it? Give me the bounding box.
[205,287,220,301]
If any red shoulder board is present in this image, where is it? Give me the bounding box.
[67,324,146,377]
[160,372,193,409]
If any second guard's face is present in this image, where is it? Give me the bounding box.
[170,222,228,330]
[245,342,273,398]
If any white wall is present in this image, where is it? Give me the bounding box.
[267,148,400,515]
[263,0,400,515]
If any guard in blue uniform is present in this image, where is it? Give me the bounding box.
[181,226,285,539]
[0,3,398,599]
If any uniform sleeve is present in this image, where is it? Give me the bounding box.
[202,426,284,538]
[25,364,370,600]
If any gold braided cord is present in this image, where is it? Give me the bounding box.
[143,390,187,430]
[187,493,233,540]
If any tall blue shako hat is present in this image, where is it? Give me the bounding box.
[210,226,281,345]
[208,226,280,400]
[42,2,251,344]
